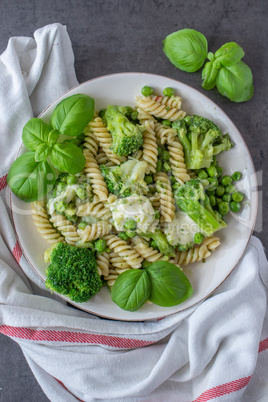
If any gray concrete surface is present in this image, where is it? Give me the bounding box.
[0,0,267,401]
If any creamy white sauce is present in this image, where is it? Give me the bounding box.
[47,184,80,215]
[164,210,201,247]
[109,195,158,233]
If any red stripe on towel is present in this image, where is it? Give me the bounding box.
[55,379,85,402]
[192,376,252,402]
[0,174,7,190]
[258,337,268,352]
[0,325,155,349]
[12,241,22,264]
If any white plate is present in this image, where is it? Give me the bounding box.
[10,73,258,321]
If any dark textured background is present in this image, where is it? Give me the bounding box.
[0,1,267,401]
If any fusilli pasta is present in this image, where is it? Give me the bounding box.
[141,120,158,174]
[76,196,112,219]
[135,95,186,121]
[104,234,143,268]
[176,236,221,266]
[167,137,190,184]
[83,149,108,200]
[32,201,64,244]
[154,172,176,222]
[78,221,112,243]
[132,236,167,262]
[49,212,80,245]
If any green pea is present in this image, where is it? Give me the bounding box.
[218,201,230,216]
[198,170,208,180]
[216,166,223,177]
[76,187,88,199]
[145,175,153,185]
[154,210,160,219]
[232,191,244,202]
[163,162,171,172]
[130,111,138,121]
[55,200,67,213]
[156,160,163,172]
[225,184,236,194]
[194,232,204,244]
[124,219,137,230]
[222,193,232,203]
[118,232,129,241]
[230,201,241,213]
[124,106,133,116]
[220,175,233,186]
[207,177,218,191]
[163,87,175,97]
[206,166,218,178]
[215,185,225,197]
[57,182,67,193]
[162,119,172,126]
[67,174,78,185]
[141,86,154,97]
[78,221,87,230]
[94,239,107,252]
[232,171,242,181]
[162,150,170,161]
[206,189,215,196]
[209,195,216,207]
[125,230,137,238]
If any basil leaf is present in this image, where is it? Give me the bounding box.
[216,61,254,102]
[163,29,208,72]
[111,269,151,311]
[7,152,56,202]
[215,42,245,67]
[50,142,86,174]
[146,261,193,307]
[202,60,221,90]
[22,118,51,151]
[35,143,52,162]
[50,94,95,136]
[48,130,60,147]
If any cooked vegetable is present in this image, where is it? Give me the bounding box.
[100,159,148,198]
[174,178,227,237]
[7,94,95,202]
[163,28,208,72]
[173,115,233,170]
[103,105,143,157]
[141,230,175,257]
[45,242,102,303]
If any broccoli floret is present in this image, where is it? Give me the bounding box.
[172,115,233,170]
[174,178,227,237]
[100,159,148,198]
[142,230,175,257]
[45,242,102,303]
[103,105,143,157]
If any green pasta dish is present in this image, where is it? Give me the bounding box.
[7,86,245,311]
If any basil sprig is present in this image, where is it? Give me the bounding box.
[163,29,253,102]
[111,261,193,311]
[7,94,95,202]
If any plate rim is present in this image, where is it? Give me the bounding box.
[9,72,259,321]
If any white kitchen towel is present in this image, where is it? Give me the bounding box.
[0,24,267,402]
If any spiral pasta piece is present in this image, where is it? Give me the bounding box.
[76,196,112,219]
[83,124,99,156]
[148,193,160,209]
[103,268,119,288]
[95,151,116,167]
[78,221,112,243]
[167,138,191,184]
[49,213,80,245]
[89,117,125,165]
[135,95,186,121]
[96,251,110,277]
[132,236,167,263]
[154,122,176,145]
[154,172,176,222]
[109,251,132,272]
[104,234,143,268]
[83,149,108,200]
[176,236,221,266]
[31,201,64,244]
[141,120,158,174]
[137,107,156,123]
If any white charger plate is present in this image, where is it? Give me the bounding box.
[10,73,258,321]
